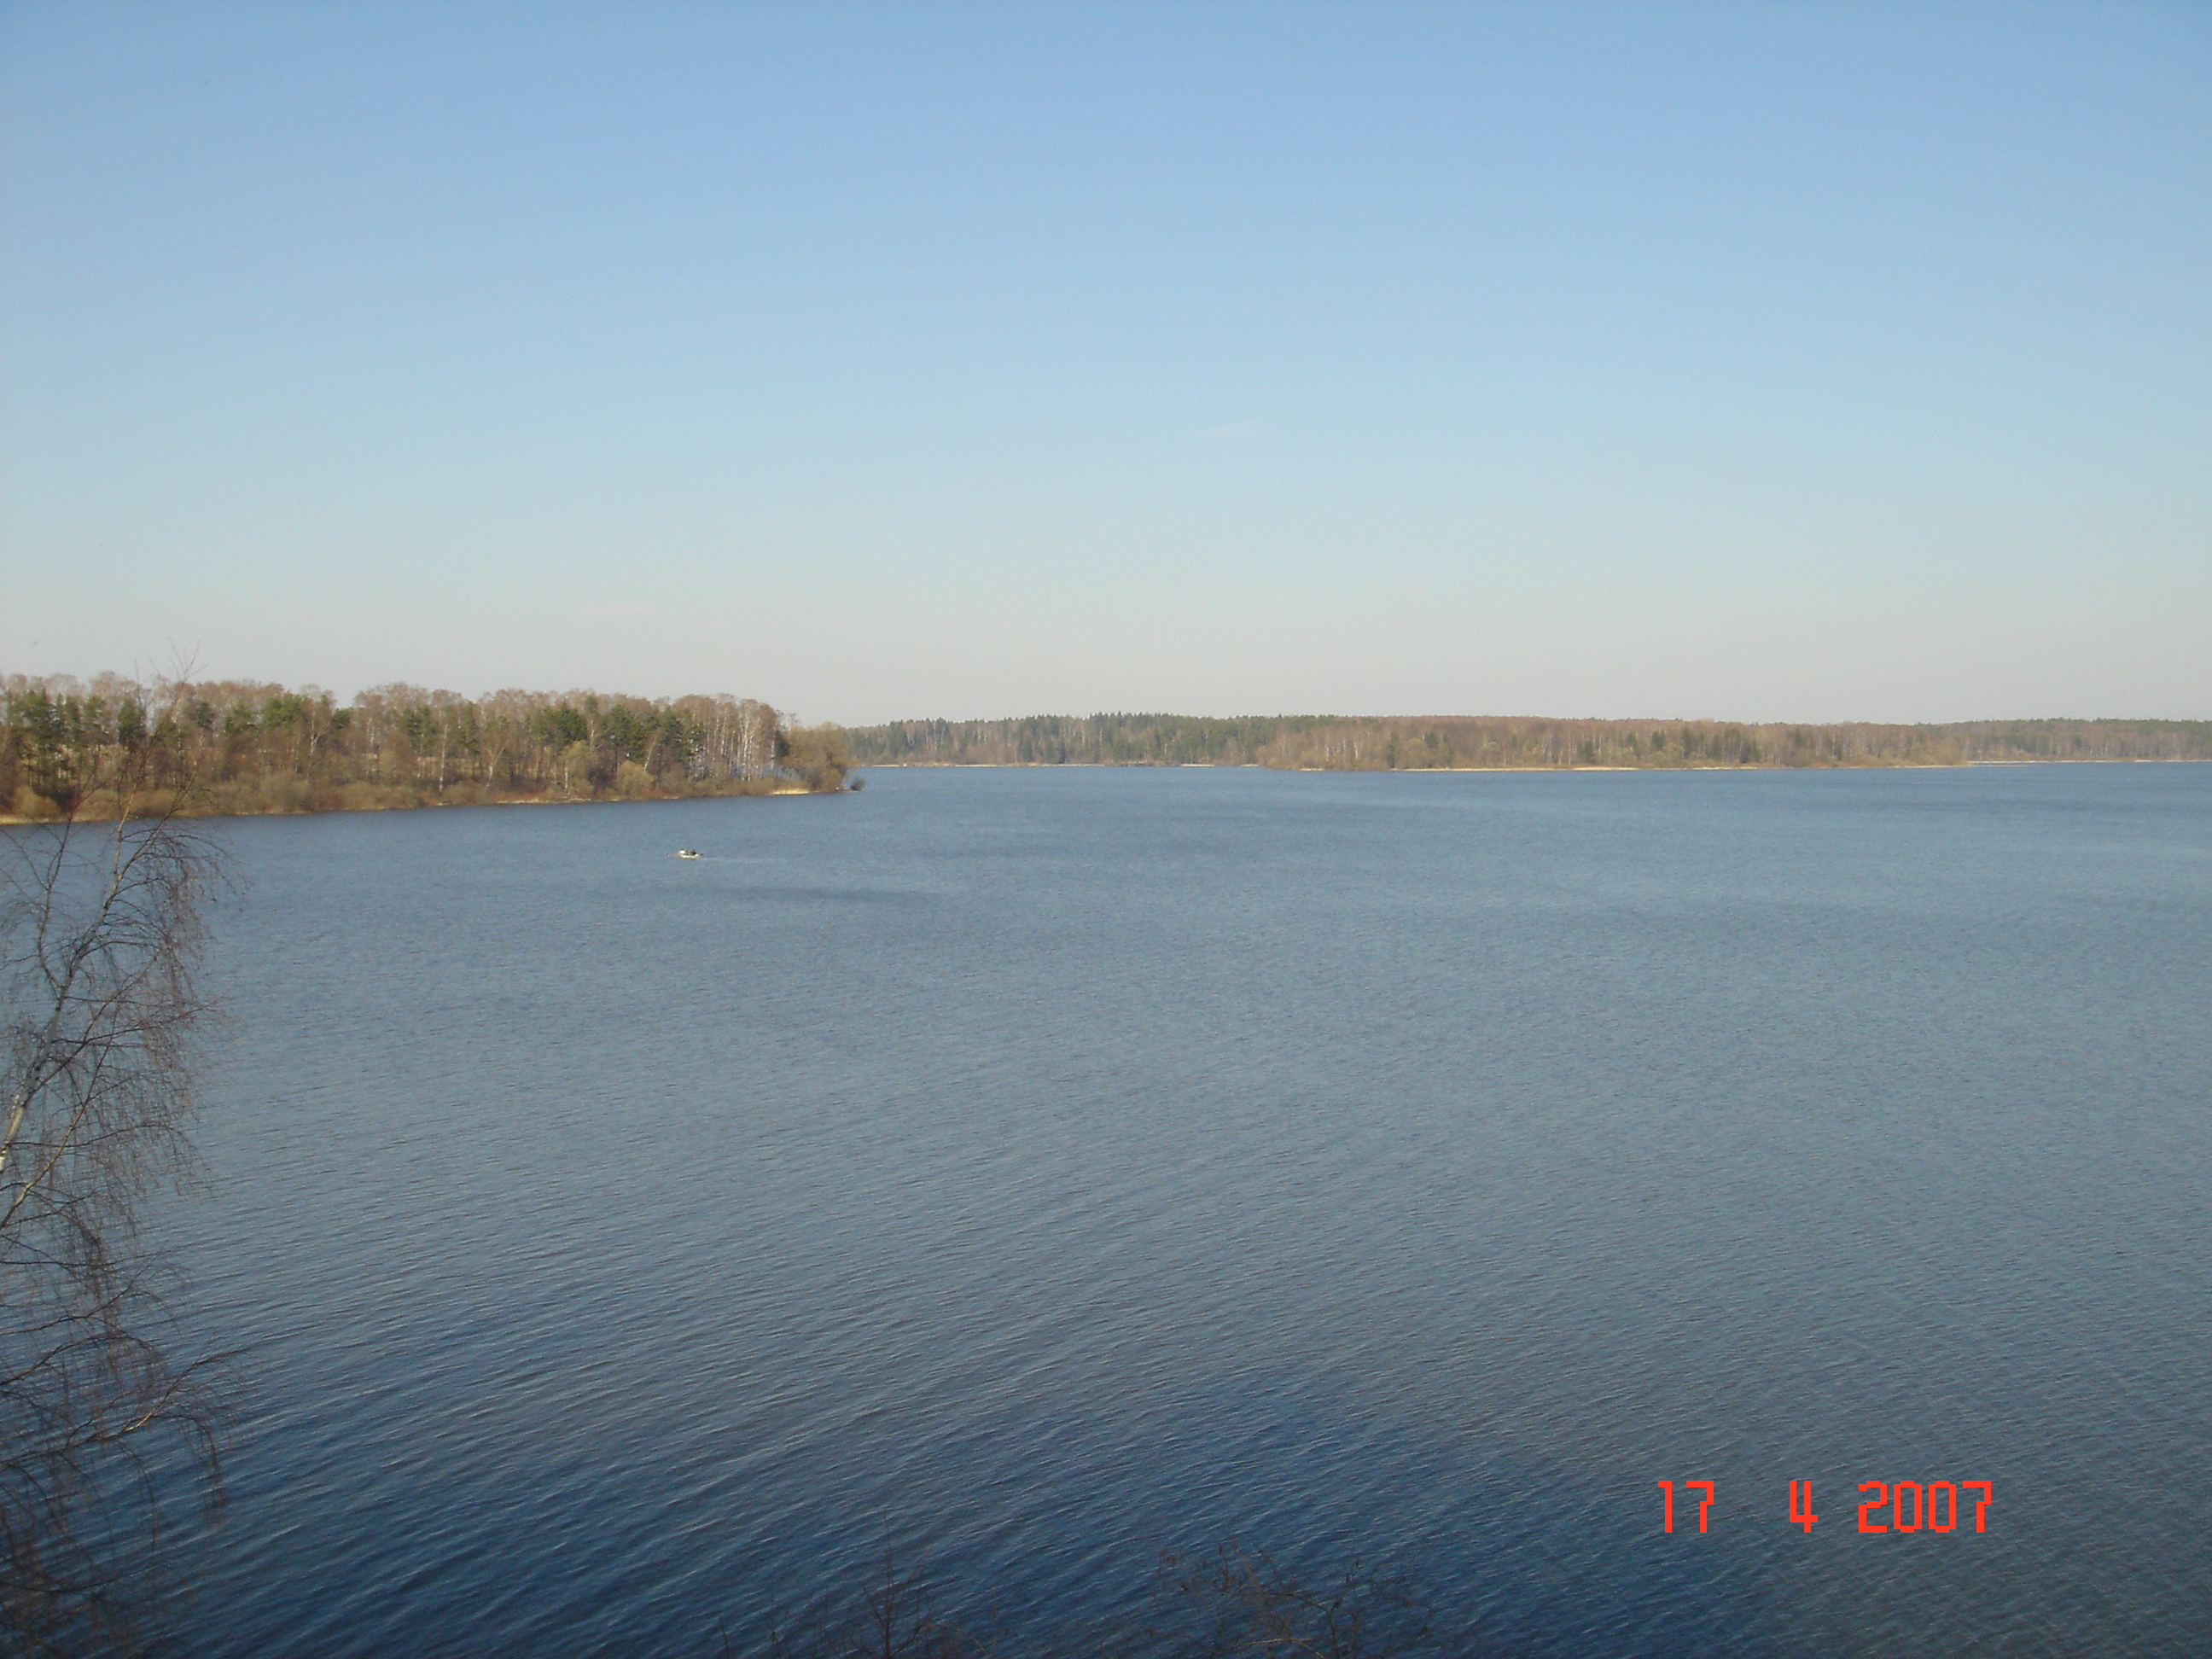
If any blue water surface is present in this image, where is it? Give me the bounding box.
[156,764,2212,1656]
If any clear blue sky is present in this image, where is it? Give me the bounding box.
[3,1,2206,725]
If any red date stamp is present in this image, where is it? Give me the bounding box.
[1656,1479,1993,1534]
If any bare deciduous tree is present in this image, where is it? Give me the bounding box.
[756,1540,1450,1659]
[770,1553,990,1659]
[1143,1541,1439,1659]
[1,801,229,1653]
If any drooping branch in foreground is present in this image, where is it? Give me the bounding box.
[1,804,229,1651]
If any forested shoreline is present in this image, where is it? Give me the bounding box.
[849,712,2212,771]
[12,678,2204,824]
[1,673,853,821]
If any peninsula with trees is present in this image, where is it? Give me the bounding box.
[847,712,2211,771]
[1,675,853,822]
[11,678,2207,824]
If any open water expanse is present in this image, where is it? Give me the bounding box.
[155,763,2210,1656]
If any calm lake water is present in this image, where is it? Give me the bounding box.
[156,764,2210,1656]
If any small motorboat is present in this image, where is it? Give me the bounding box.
[676,848,701,860]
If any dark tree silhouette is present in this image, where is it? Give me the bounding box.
[1,799,229,1653]
[757,1540,1451,1659]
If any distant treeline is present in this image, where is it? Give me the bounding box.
[848,713,2212,771]
[1,673,854,821]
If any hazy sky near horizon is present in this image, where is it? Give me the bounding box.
[3,2,2207,725]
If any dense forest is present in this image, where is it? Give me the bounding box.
[13,679,2203,822]
[0,674,853,821]
[847,712,2212,771]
